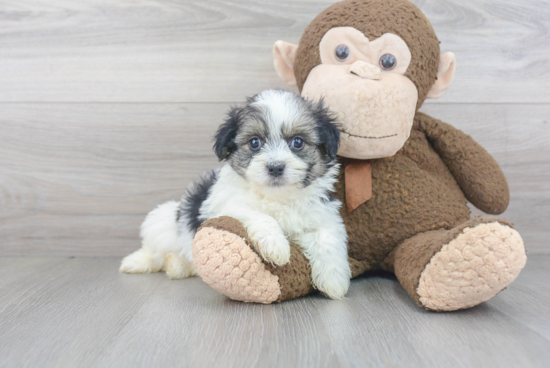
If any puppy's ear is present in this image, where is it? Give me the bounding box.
[312,99,340,160]
[213,106,242,161]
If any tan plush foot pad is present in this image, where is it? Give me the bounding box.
[417,222,526,311]
[192,217,281,304]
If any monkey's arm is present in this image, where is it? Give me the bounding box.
[417,112,509,215]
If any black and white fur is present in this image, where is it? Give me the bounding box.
[120,90,351,299]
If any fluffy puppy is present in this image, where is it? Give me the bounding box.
[120,90,351,299]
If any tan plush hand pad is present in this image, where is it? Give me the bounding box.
[193,226,281,304]
[417,222,526,311]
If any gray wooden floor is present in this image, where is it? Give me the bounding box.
[1,256,549,368]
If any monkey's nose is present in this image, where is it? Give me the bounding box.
[267,163,285,178]
[350,60,381,80]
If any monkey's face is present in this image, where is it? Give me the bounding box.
[274,16,455,161]
[301,27,418,160]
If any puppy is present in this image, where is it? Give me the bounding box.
[120,90,351,299]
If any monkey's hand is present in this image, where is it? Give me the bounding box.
[418,112,509,215]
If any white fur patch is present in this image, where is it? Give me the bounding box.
[120,201,197,277]
[252,90,303,138]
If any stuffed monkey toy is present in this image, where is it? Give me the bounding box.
[192,0,527,311]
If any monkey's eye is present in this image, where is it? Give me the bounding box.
[248,136,263,151]
[290,136,305,150]
[335,44,350,62]
[379,54,397,70]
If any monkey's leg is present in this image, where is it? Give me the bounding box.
[382,216,526,312]
[192,217,315,303]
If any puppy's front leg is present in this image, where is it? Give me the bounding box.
[219,208,290,266]
[298,225,351,299]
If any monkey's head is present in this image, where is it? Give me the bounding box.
[273,0,456,159]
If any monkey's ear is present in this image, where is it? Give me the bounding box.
[213,106,241,161]
[273,41,298,87]
[426,52,456,99]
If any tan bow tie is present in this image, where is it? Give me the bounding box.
[345,159,372,213]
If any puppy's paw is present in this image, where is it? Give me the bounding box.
[312,263,351,300]
[164,252,197,280]
[249,228,290,266]
[120,249,159,274]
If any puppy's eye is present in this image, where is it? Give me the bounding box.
[335,44,350,62]
[379,54,397,70]
[290,136,305,150]
[248,136,262,151]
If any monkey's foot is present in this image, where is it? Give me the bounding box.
[192,217,282,303]
[417,220,526,311]
[192,216,314,303]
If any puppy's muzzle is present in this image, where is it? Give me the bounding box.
[267,163,285,178]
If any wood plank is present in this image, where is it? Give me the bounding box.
[0,257,69,295]
[0,257,548,367]
[0,0,548,103]
[0,258,171,367]
[0,103,224,255]
[0,102,548,255]
[490,257,550,341]
[314,271,550,368]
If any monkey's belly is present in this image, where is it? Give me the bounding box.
[336,146,470,270]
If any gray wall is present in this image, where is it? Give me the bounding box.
[1,0,549,256]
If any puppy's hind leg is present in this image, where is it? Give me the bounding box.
[164,252,197,280]
[120,201,191,277]
[120,247,163,274]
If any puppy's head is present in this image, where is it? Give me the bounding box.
[214,89,340,189]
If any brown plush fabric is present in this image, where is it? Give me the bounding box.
[199,216,313,302]
[336,113,474,270]
[385,216,515,307]
[199,216,250,242]
[264,246,315,302]
[418,113,510,214]
[349,257,370,278]
[387,228,448,300]
[294,0,440,110]
[335,112,511,269]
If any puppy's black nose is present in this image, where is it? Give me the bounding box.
[267,163,285,178]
